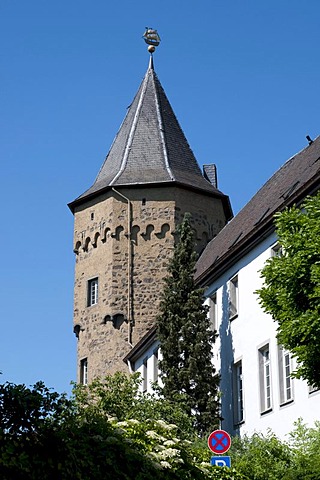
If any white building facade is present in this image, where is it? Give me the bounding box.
[124,136,320,439]
[204,232,320,439]
[124,325,161,394]
[196,136,320,439]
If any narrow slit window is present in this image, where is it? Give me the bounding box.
[229,275,238,319]
[153,348,159,382]
[209,292,217,331]
[80,358,88,385]
[142,357,148,392]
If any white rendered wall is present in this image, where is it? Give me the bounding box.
[133,340,162,394]
[205,233,320,440]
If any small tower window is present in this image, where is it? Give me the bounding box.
[142,198,146,206]
[87,278,98,306]
[90,212,95,221]
[80,358,88,385]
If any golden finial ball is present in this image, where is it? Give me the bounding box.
[148,45,156,53]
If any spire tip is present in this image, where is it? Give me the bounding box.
[149,54,154,70]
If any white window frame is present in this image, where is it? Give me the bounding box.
[80,358,88,385]
[259,344,272,413]
[229,275,238,320]
[278,345,294,405]
[88,277,98,306]
[233,360,244,424]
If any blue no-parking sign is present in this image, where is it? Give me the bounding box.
[211,456,231,468]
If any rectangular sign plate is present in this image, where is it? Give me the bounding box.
[211,456,231,468]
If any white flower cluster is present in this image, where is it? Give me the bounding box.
[116,421,128,427]
[163,439,177,447]
[127,418,140,425]
[155,419,177,431]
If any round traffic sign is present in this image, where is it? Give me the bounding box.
[208,429,231,454]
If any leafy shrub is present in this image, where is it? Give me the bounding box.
[2,375,319,480]
[230,419,320,480]
[230,430,291,480]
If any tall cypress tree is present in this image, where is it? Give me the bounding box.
[156,213,220,436]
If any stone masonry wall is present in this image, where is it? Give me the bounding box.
[72,186,227,381]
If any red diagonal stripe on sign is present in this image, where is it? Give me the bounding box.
[212,433,227,449]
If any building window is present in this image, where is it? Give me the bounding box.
[142,357,148,393]
[153,348,159,383]
[278,346,294,405]
[271,243,283,257]
[229,275,238,319]
[80,358,88,385]
[87,278,98,306]
[209,292,217,331]
[308,383,320,394]
[259,344,272,413]
[233,360,244,424]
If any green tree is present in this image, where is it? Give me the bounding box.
[156,213,220,436]
[256,192,320,387]
[0,376,245,480]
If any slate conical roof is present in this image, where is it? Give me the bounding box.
[69,57,229,211]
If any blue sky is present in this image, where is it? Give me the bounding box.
[1,0,319,394]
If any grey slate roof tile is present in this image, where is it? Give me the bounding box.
[195,136,320,283]
[69,58,230,211]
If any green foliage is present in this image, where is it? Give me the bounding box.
[0,380,71,435]
[72,371,194,438]
[285,418,320,479]
[5,375,320,479]
[156,213,220,436]
[0,375,244,480]
[0,381,75,479]
[72,373,245,479]
[230,419,320,480]
[231,430,291,480]
[256,192,320,387]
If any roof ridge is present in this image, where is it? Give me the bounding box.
[152,70,175,181]
[109,67,150,185]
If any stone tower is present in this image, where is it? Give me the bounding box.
[69,56,232,383]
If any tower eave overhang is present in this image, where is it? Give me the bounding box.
[68,180,233,219]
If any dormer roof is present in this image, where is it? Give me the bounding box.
[69,57,231,214]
